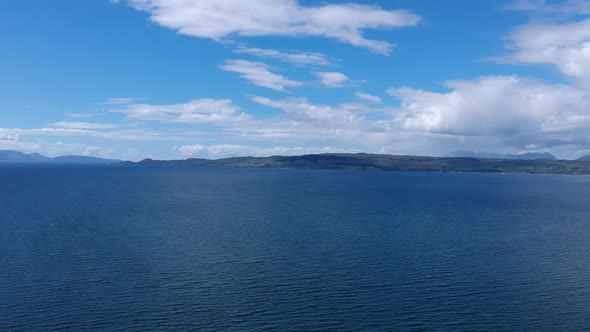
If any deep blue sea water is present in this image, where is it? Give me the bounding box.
[2,165,590,331]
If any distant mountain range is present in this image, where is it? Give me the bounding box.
[0,150,120,164]
[4,149,590,174]
[449,151,557,160]
[124,153,590,175]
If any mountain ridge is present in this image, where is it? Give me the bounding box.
[0,150,120,164]
[124,153,590,175]
[4,149,590,174]
[449,151,557,160]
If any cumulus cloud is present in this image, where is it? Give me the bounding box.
[123,0,420,54]
[497,18,590,79]
[174,144,355,158]
[418,2,590,157]
[221,60,303,91]
[314,71,352,87]
[388,76,590,151]
[234,46,331,66]
[355,92,383,104]
[111,98,250,124]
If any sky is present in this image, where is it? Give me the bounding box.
[2,0,590,160]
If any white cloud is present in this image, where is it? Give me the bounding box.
[506,0,590,15]
[67,113,94,118]
[497,18,590,79]
[388,76,590,150]
[449,4,590,157]
[0,127,201,141]
[355,92,383,104]
[252,96,362,125]
[112,98,250,124]
[51,121,119,130]
[236,96,396,151]
[174,144,355,158]
[314,71,351,87]
[221,60,303,91]
[102,98,142,105]
[234,46,331,66]
[124,0,420,54]
[0,132,21,142]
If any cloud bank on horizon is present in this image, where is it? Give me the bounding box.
[2,0,590,160]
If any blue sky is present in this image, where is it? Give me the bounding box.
[2,0,590,160]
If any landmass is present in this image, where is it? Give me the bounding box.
[4,149,590,175]
[0,150,120,164]
[448,151,558,160]
[124,153,590,175]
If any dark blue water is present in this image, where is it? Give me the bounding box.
[2,166,590,331]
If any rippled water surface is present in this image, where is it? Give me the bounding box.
[2,165,590,331]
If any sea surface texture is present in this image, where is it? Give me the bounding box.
[2,166,590,331]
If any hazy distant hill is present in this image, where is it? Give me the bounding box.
[125,153,590,175]
[0,150,120,164]
[449,151,557,160]
[52,155,121,164]
[578,155,590,161]
[0,150,52,163]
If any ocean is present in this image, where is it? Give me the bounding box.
[2,165,590,330]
